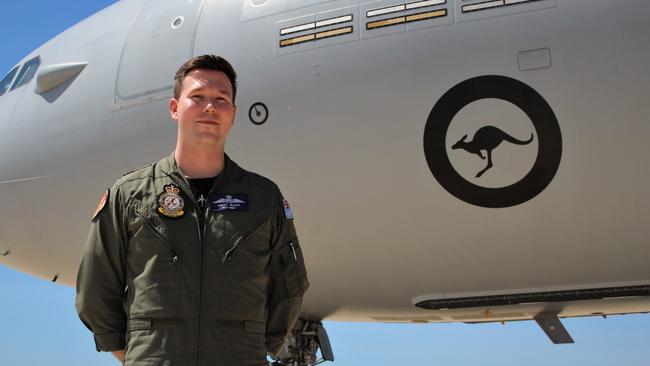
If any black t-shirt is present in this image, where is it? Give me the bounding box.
[188,176,216,210]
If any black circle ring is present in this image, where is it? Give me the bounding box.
[423,75,562,208]
[249,102,269,125]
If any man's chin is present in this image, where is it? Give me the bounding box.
[189,133,225,148]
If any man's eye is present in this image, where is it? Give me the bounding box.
[216,98,231,107]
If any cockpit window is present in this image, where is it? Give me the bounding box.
[0,66,19,97]
[11,56,41,91]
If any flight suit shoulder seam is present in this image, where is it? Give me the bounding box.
[241,170,279,192]
[115,175,150,186]
[112,162,159,186]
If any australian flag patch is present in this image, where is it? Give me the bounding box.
[283,199,294,220]
[211,194,249,212]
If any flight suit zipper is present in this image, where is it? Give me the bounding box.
[195,201,206,366]
[222,216,269,263]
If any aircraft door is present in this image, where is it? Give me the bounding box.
[115,0,204,107]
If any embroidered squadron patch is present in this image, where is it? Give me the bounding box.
[211,194,249,212]
[283,198,294,220]
[158,184,185,218]
[91,190,109,221]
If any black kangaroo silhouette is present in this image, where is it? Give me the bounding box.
[451,125,534,178]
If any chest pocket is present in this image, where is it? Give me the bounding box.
[127,202,181,318]
[217,214,273,319]
[222,214,272,264]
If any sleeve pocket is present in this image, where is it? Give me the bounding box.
[279,241,309,299]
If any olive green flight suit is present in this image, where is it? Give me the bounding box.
[76,153,309,366]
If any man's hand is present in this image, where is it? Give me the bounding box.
[111,350,126,363]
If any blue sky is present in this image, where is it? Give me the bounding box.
[1,1,649,365]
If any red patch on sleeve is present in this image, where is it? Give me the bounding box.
[92,190,109,221]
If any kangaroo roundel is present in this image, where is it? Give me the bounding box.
[423,75,562,208]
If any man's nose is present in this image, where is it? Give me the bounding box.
[203,100,217,114]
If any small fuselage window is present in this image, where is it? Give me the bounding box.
[11,56,41,91]
[0,66,19,97]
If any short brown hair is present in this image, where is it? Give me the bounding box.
[173,55,237,102]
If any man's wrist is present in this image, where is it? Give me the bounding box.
[111,349,126,363]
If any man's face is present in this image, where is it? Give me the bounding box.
[170,69,237,149]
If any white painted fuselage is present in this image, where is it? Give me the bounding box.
[0,0,649,325]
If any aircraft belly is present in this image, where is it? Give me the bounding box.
[304,296,650,323]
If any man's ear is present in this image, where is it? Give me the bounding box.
[169,98,179,121]
[232,105,237,125]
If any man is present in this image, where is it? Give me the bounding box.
[76,55,309,365]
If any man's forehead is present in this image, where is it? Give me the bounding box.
[182,69,232,94]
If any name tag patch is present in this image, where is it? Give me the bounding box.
[211,194,249,212]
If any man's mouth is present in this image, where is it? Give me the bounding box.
[196,120,219,126]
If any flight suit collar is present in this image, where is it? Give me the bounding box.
[159,151,245,202]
